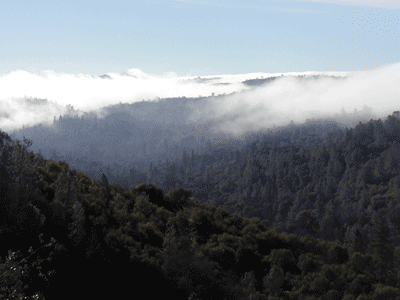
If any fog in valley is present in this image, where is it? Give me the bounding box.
[1,62,400,187]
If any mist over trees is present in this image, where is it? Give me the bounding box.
[6,74,359,191]
[3,74,400,299]
[2,109,400,299]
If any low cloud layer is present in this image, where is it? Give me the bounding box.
[0,62,400,138]
[189,62,400,137]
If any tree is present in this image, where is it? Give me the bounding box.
[130,183,166,211]
[240,270,259,300]
[133,192,154,217]
[0,233,60,300]
[53,170,86,247]
[373,119,389,147]
[182,149,189,167]
[98,172,113,208]
[0,145,18,229]
[384,115,400,140]
[292,209,319,238]
[0,136,47,240]
[318,199,344,243]
[351,228,366,255]
[325,149,344,197]
[165,186,193,211]
[369,208,396,286]
[160,210,218,299]
[274,196,292,224]
[263,264,285,298]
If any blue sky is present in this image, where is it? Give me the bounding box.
[0,0,400,138]
[1,0,399,76]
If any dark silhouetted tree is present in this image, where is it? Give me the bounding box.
[53,170,85,247]
[263,264,285,298]
[369,208,396,286]
[351,228,366,255]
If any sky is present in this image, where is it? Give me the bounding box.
[0,0,400,137]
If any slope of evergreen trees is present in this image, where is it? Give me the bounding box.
[1,113,400,299]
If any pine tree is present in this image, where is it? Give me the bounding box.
[0,144,18,229]
[99,172,113,207]
[53,170,86,247]
[351,228,366,255]
[160,209,217,298]
[318,199,344,243]
[240,270,259,300]
[369,208,396,286]
[0,136,47,236]
[263,264,285,298]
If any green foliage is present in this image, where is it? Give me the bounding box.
[0,153,16,228]
[348,274,374,298]
[350,228,366,256]
[4,114,400,299]
[369,283,400,299]
[239,270,258,299]
[369,208,396,285]
[327,243,349,265]
[160,208,220,298]
[165,186,193,211]
[347,251,375,276]
[296,253,324,276]
[133,192,155,217]
[0,233,61,300]
[130,182,167,210]
[264,249,296,270]
[263,264,285,297]
[292,209,319,237]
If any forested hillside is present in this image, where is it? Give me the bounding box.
[152,113,400,255]
[6,74,356,188]
[2,113,400,299]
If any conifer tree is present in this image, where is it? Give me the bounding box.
[240,270,259,300]
[160,209,217,298]
[0,145,17,229]
[350,228,366,255]
[263,264,285,298]
[53,170,85,247]
[99,172,113,207]
[369,208,396,286]
[0,136,47,237]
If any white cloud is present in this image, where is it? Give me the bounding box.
[185,62,400,137]
[0,67,254,132]
[1,63,399,139]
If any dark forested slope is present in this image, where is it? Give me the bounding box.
[1,113,400,299]
[142,114,400,257]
